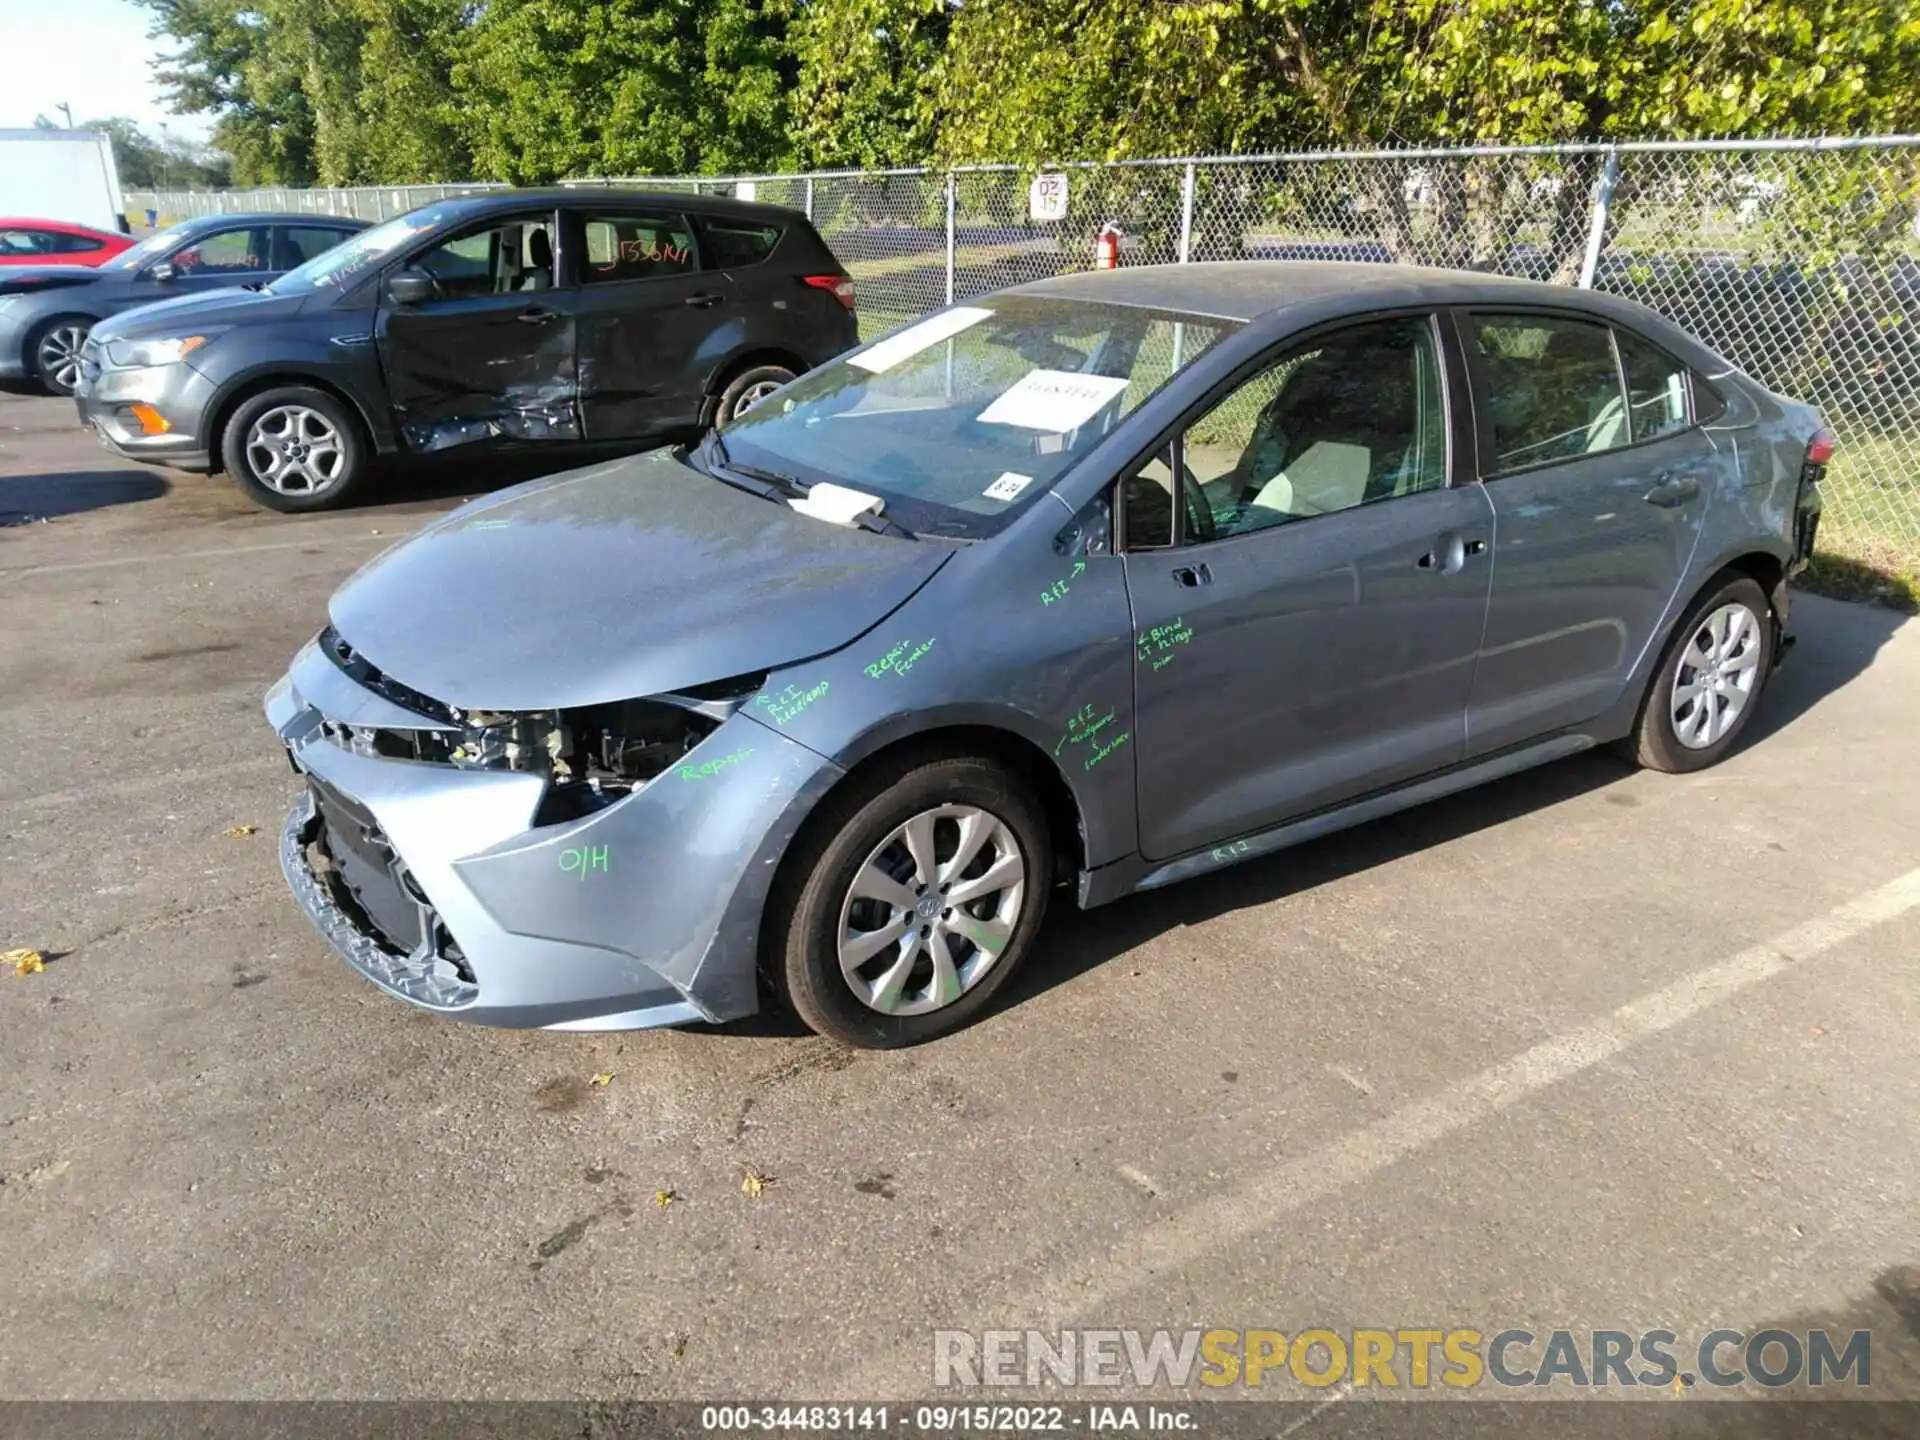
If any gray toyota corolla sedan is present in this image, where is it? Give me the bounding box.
[266,261,1826,1046]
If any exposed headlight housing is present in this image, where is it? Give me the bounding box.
[102,333,214,369]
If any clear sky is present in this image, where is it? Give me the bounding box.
[0,0,213,142]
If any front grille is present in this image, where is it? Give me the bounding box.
[307,776,427,956]
[318,625,457,725]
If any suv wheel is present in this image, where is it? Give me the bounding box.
[1626,573,1774,773]
[768,755,1053,1047]
[715,364,796,426]
[29,316,93,396]
[221,386,367,512]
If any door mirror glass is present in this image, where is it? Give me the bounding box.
[145,261,175,282]
[1469,314,1629,469]
[386,268,435,306]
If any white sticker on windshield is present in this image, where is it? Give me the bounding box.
[983,471,1034,502]
[848,307,994,374]
[976,369,1131,432]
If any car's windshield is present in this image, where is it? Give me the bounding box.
[267,203,462,294]
[717,297,1242,539]
[102,227,184,272]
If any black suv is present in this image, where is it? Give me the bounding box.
[73,190,859,511]
[0,213,367,395]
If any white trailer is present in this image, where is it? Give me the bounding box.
[0,129,127,232]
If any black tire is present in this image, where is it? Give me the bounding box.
[220,385,368,513]
[767,753,1054,1048]
[1625,573,1774,773]
[714,363,797,426]
[26,314,94,396]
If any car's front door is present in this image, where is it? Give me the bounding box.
[1458,311,1718,755]
[1125,314,1495,861]
[567,206,730,440]
[378,209,579,453]
[156,224,276,292]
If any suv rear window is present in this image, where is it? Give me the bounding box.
[701,220,783,268]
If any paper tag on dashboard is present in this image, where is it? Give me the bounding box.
[976,369,1130,432]
[983,472,1034,502]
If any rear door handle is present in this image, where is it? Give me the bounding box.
[516,307,561,324]
[683,292,724,309]
[1644,474,1701,507]
[1172,562,1212,588]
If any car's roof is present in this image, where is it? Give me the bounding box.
[0,217,121,236]
[1010,261,1612,323]
[174,212,369,232]
[426,188,805,222]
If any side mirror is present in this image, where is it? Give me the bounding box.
[386,269,434,307]
[146,261,175,282]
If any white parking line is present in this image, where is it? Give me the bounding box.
[1,534,390,579]
[842,865,1920,1393]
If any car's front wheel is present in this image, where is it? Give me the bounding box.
[769,754,1054,1047]
[1627,572,1774,773]
[221,385,368,512]
[28,315,93,396]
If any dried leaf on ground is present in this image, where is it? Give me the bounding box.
[653,1189,677,1208]
[741,1168,774,1197]
[222,825,258,838]
[589,1072,613,1087]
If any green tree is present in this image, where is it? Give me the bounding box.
[785,0,952,168]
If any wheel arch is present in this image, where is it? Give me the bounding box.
[205,371,381,474]
[698,347,809,426]
[21,310,100,377]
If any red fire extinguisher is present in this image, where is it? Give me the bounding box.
[1095,223,1122,269]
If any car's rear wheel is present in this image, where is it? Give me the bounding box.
[28,315,93,396]
[221,385,367,512]
[715,364,796,426]
[1627,573,1774,773]
[768,754,1053,1047]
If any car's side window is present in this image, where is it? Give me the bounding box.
[1470,313,1629,470]
[578,211,699,285]
[700,219,782,269]
[171,227,270,276]
[279,225,353,270]
[1613,327,1691,441]
[48,231,103,255]
[413,216,556,298]
[1121,314,1448,546]
[0,229,52,255]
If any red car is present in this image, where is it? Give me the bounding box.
[0,218,134,268]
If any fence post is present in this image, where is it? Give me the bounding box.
[944,172,957,305]
[1576,145,1621,289]
[1178,162,1196,263]
[805,176,815,222]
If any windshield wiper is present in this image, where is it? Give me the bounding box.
[699,430,810,500]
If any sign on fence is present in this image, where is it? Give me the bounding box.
[1028,173,1069,222]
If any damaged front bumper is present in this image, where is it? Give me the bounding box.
[266,635,843,1030]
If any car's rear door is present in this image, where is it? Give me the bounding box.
[1124,312,1495,860]
[1456,309,1718,755]
[377,207,581,452]
[272,223,361,273]
[566,204,730,440]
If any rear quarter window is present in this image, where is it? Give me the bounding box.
[699,219,784,269]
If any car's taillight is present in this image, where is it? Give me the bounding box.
[1804,427,1837,469]
[802,274,856,311]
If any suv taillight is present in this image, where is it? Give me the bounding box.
[802,274,856,311]
[1804,426,1836,470]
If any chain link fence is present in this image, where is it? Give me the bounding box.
[130,137,1920,570]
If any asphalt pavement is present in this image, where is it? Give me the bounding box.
[3,389,1919,1423]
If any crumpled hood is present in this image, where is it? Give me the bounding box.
[329,449,953,711]
[0,265,103,296]
[96,284,298,341]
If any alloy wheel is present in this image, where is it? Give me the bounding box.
[1670,601,1762,749]
[836,805,1027,1016]
[245,405,345,495]
[36,323,88,392]
[733,379,784,416]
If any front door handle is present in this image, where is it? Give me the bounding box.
[1416,533,1480,573]
[683,292,724,309]
[516,307,561,324]
[1171,562,1213,588]
[1644,474,1702,507]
